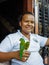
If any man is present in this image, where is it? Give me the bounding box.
[0,12,49,65]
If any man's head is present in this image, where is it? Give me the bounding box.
[18,12,34,22]
[18,12,35,34]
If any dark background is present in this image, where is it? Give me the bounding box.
[0,0,23,42]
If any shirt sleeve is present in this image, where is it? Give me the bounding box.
[0,35,13,52]
[37,35,48,47]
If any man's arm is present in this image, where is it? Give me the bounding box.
[45,38,49,46]
[0,51,30,62]
[0,51,18,62]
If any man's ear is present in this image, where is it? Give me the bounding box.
[19,21,21,27]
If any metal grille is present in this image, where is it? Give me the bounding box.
[38,0,49,37]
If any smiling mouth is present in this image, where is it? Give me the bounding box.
[27,28,31,30]
[26,26,32,29]
[25,28,32,31]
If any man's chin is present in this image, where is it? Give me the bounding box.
[26,30,31,34]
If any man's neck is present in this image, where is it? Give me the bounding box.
[21,32,30,40]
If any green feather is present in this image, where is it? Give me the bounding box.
[20,38,25,59]
[19,38,30,59]
[25,42,30,50]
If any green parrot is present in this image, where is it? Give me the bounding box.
[20,38,30,59]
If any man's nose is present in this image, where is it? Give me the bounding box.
[28,22,31,25]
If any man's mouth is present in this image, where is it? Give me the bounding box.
[26,26,32,29]
[26,27,32,30]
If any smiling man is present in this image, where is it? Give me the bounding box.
[0,12,49,65]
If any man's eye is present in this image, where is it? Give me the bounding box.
[31,21,34,23]
[25,21,29,22]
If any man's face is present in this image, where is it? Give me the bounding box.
[19,14,35,34]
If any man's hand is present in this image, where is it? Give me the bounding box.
[14,51,30,62]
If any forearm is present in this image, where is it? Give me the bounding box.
[0,51,30,62]
[0,51,16,62]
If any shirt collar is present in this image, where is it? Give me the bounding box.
[17,30,31,41]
